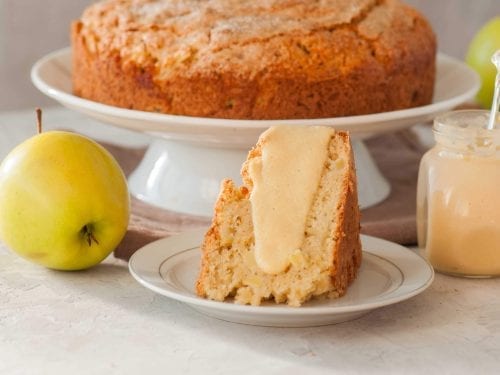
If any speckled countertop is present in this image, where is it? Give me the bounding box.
[1,107,499,374]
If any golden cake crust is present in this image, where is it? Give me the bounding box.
[72,0,436,119]
[329,132,362,294]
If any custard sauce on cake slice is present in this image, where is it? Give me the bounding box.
[247,126,333,275]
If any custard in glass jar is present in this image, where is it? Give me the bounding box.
[417,110,500,277]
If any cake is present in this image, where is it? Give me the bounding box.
[71,0,436,120]
[196,126,361,306]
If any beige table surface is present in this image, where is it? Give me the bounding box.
[1,107,500,375]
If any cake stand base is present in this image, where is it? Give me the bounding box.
[128,138,390,217]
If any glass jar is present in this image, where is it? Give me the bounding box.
[417,110,500,277]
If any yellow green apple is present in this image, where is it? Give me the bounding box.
[465,17,500,108]
[0,128,130,270]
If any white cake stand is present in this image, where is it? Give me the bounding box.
[32,48,479,216]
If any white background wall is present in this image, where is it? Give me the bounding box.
[0,0,499,111]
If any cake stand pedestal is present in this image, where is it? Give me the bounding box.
[128,137,389,217]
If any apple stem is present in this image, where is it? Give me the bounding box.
[35,108,42,134]
[82,224,99,246]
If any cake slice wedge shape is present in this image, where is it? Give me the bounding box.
[196,126,361,306]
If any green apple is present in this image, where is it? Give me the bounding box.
[0,126,130,270]
[466,17,500,108]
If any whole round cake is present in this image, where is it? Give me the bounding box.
[72,0,436,120]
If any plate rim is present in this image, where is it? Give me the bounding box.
[128,228,434,316]
[31,47,479,132]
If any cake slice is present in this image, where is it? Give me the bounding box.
[196,126,361,306]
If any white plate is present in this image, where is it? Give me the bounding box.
[129,229,434,327]
[32,48,479,144]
